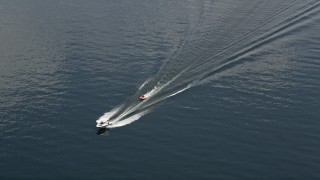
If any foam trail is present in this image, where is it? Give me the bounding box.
[168,83,195,97]
[96,81,193,128]
[96,106,121,125]
[139,78,152,90]
[138,83,194,112]
[96,112,113,124]
[144,86,159,97]
[107,110,149,128]
[96,1,319,129]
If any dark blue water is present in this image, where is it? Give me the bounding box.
[1,0,320,179]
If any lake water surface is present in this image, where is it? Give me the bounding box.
[1,0,320,179]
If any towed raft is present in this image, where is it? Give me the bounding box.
[139,95,146,101]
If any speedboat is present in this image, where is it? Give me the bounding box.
[97,121,112,128]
